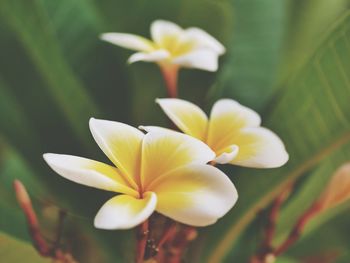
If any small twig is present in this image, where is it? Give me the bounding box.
[154,220,178,262]
[13,180,51,256]
[157,221,178,250]
[262,187,292,252]
[13,180,76,263]
[274,202,320,256]
[136,219,150,263]
[167,225,198,263]
[54,210,67,249]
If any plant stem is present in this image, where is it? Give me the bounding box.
[167,225,197,263]
[160,64,179,98]
[157,221,178,249]
[262,187,292,252]
[13,180,51,256]
[136,220,150,263]
[54,210,67,249]
[274,202,320,256]
[14,180,76,262]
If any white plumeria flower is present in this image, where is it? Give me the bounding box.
[142,98,289,168]
[100,20,225,72]
[44,118,237,230]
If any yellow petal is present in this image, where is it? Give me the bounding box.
[156,98,208,140]
[317,163,350,212]
[150,164,237,227]
[229,127,289,168]
[141,129,215,189]
[151,20,183,48]
[43,154,138,197]
[89,118,144,189]
[94,192,157,230]
[207,99,261,153]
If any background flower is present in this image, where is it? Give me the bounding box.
[101,20,225,72]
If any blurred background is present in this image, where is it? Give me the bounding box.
[1,0,350,262]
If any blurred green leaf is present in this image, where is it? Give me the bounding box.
[278,0,349,84]
[204,12,350,263]
[275,151,350,245]
[0,0,99,148]
[0,232,50,263]
[285,210,350,262]
[209,0,288,111]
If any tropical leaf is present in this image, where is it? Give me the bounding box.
[285,210,350,262]
[204,11,350,263]
[0,232,50,263]
[208,0,288,111]
[277,0,349,84]
[274,150,350,244]
[0,0,99,149]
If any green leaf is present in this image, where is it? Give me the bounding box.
[274,150,350,244]
[277,0,349,84]
[208,0,288,111]
[0,0,99,148]
[204,11,350,263]
[0,232,50,262]
[285,210,350,261]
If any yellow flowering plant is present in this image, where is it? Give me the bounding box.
[35,20,289,262]
[4,3,350,263]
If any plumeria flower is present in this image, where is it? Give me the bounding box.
[101,20,225,97]
[101,20,225,72]
[143,98,288,168]
[43,118,237,230]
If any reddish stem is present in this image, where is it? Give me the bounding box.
[262,188,291,252]
[160,64,179,98]
[13,180,51,256]
[13,180,76,262]
[274,202,321,256]
[136,219,150,263]
[157,221,178,249]
[167,225,197,263]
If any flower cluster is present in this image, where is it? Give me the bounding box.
[44,119,237,229]
[44,20,288,232]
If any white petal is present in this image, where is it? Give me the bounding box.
[100,33,154,52]
[128,50,170,64]
[151,20,183,45]
[151,164,238,227]
[231,127,289,168]
[156,98,208,140]
[185,27,225,54]
[207,99,261,153]
[43,154,138,196]
[141,128,215,188]
[172,49,219,72]
[214,145,239,164]
[94,192,157,230]
[89,118,144,189]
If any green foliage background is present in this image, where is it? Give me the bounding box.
[0,0,350,262]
